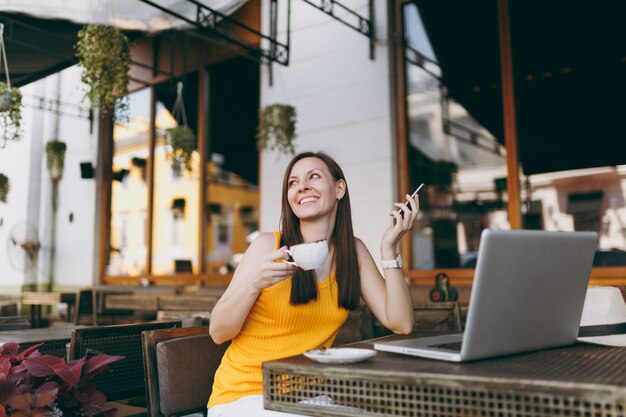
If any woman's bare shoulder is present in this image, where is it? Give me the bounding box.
[249,231,279,251]
[353,236,368,252]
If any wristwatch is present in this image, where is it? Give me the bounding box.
[381,255,402,269]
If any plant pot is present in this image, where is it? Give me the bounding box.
[45,140,67,181]
[0,173,9,203]
[0,90,12,112]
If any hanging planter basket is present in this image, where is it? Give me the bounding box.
[258,104,297,155]
[75,24,131,116]
[0,173,9,203]
[0,24,23,146]
[0,82,22,146]
[45,140,67,181]
[166,82,196,173]
[167,125,196,174]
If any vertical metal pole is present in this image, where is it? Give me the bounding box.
[198,70,209,275]
[369,0,375,60]
[269,0,278,86]
[286,0,292,61]
[146,86,156,275]
[497,0,522,229]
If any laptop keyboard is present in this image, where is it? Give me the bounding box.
[428,341,463,351]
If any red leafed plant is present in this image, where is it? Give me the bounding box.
[0,342,124,417]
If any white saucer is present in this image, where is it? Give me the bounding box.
[303,348,377,364]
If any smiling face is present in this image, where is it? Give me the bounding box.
[286,157,345,221]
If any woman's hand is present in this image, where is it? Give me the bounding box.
[381,193,419,258]
[251,246,297,293]
[210,234,296,344]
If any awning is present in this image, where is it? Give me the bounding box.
[0,0,248,31]
[0,0,250,87]
[413,0,626,175]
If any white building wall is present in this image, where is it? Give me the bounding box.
[0,66,98,290]
[259,0,397,258]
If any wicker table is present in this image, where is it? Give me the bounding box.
[263,336,626,417]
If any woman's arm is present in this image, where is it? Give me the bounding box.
[359,193,419,334]
[209,232,296,344]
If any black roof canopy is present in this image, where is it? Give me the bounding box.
[0,12,82,87]
[414,0,626,175]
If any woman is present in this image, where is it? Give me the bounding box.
[207,151,417,416]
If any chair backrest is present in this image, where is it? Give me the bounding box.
[68,321,182,402]
[333,305,374,346]
[142,326,229,417]
[73,288,95,325]
[412,302,462,333]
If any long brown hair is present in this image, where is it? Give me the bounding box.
[280,152,360,310]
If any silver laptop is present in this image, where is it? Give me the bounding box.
[374,229,598,362]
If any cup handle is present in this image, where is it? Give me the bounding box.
[284,249,299,267]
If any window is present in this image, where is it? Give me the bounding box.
[204,57,260,275]
[402,3,509,270]
[108,88,151,276]
[151,74,199,275]
[401,1,626,273]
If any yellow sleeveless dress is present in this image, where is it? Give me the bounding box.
[208,231,349,407]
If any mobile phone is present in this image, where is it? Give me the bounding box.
[398,183,425,217]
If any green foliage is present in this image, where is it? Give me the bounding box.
[167,125,197,173]
[45,140,67,173]
[258,104,297,155]
[0,82,23,144]
[75,25,131,115]
[0,173,9,203]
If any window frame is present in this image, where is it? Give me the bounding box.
[391,0,626,287]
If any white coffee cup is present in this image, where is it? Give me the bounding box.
[285,240,329,270]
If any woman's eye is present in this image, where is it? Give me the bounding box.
[288,180,297,188]
[310,173,321,179]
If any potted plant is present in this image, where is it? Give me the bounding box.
[0,342,124,417]
[45,140,67,181]
[75,25,131,116]
[0,173,9,203]
[167,125,196,174]
[258,104,297,155]
[0,82,23,146]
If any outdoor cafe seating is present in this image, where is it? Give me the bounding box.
[141,326,229,417]
[67,321,183,408]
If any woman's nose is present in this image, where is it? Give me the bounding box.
[297,180,310,191]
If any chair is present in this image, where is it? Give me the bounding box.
[142,327,229,417]
[333,305,374,346]
[412,302,462,333]
[68,321,182,405]
[74,288,139,325]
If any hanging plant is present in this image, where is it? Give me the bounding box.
[0,82,22,146]
[167,125,196,174]
[0,23,22,146]
[45,140,67,181]
[166,82,196,173]
[0,172,9,203]
[75,24,131,116]
[258,104,297,155]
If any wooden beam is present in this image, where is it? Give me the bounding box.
[497,0,522,229]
